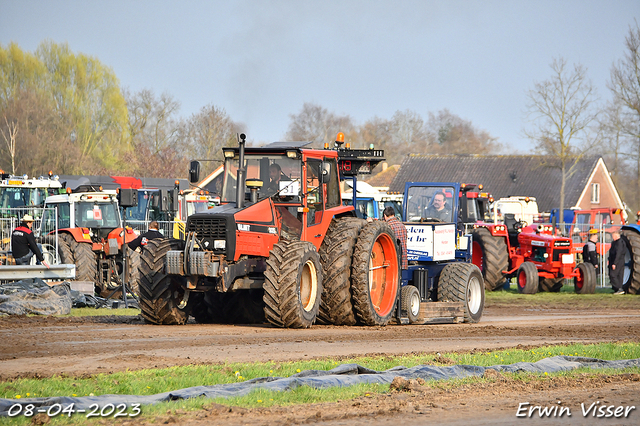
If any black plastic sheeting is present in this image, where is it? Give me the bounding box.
[1,356,639,416]
[0,279,74,315]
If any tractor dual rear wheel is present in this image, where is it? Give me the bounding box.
[138,238,192,325]
[574,262,596,294]
[351,221,400,326]
[516,261,539,294]
[318,217,366,325]
[263,241,323,328]
[437,263,485,323]
[471,227,509,291]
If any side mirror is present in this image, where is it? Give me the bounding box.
[118,188,138,208]
[321,163,332,184]
[159,189,170,212]
[189,161,201,183]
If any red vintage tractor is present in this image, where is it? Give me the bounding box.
[471,215,596,294]
[138,133,402,327]
[39,187,140,297]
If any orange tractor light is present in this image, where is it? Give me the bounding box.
[336,132,344,144]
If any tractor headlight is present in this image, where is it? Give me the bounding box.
[543,253,549,258]
[214,240,226,250]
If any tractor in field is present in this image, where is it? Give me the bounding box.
[38,188,140,297]
[138,133,485,327]
[471,214,596,294]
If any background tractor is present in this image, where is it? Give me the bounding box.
[138,134,485,327]
[38,188,140,297]
[471,215,596,294]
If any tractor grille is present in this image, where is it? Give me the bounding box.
[187,217,227,240]
[552,248,570,262]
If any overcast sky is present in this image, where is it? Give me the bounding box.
[1,0,638,152]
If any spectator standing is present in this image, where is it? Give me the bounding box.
[128,221,164,251]
[584,229,600,274]
[11,214,49,268]
[608,231,626,294]
[383,206,408,269]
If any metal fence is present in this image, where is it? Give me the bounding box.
[1,207,59,264]
[125,220,185,240]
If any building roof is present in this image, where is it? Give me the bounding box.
[366,164,400,188]
[388,154,602,212]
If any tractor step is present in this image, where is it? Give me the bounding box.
[416,301,464,324]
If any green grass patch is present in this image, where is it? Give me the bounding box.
[485,283,638,309]
[58,307,140,317]
[1,342,638,425]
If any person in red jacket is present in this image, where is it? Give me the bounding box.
[11,214,49,268]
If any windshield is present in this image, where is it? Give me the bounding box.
[0,187,48,208]
[76,201,120,228]
[222,154,302,203]
[405,186,455,222]
[187,200,210,216]
[41,203,71,234]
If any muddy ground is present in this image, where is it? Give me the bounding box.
[1,298,639,425]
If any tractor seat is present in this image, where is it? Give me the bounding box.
[504,214,518,233]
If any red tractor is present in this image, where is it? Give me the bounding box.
[471,216,596,294]
[138,133,403,327]
[39,187,140,297]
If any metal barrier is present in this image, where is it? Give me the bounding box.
[126,220,185,240]
[1,207,59,264]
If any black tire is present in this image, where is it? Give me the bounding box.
[57,234,74,266]
[437,263,485,323]
[318,217,366,325]
[471,227,509,291]
[401,285,421,324]
[191,291,226,324]
[139,238,191,325]
[539,277,564,292]
[222,290,266,324]
[620,230,640,294]
[68,238,100,295]
[126,249,141,297]
[574,262,596,294]
[516,262,539,294]
[351,221,400,326]
[263,241,322,328]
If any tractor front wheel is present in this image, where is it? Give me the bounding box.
[351,221,400,326]
[471,227,508,291]
[401,285,421,324]
[437,263,485,323]
[574,262,596,294]
[516,262,539,294]
[263,241,322,328]
[138,238,191,325]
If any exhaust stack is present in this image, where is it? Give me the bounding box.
[236,133,246,209]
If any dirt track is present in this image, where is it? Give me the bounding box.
[1,299,639,425]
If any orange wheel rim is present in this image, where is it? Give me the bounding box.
[368,233,399,316]
[518,270,526,289]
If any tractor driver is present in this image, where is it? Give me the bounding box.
[265,163,284,195]
[424,191,452,222]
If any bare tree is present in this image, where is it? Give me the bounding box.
[183,104,244,177]
[524,57,600,215]
[426,109,501,154]
[608,21,640,211]
[0,115,18,174]
[285,103,355,145]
